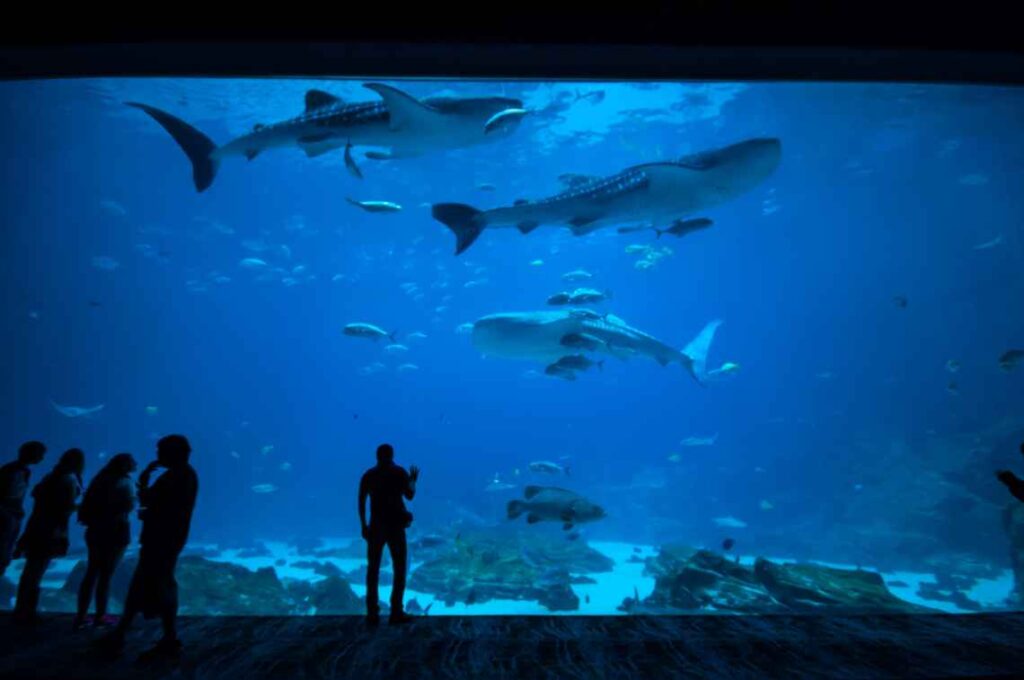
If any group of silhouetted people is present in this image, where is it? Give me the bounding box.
[0,435,198,658]
[2,435,419,656]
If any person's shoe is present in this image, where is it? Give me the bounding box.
[138,636,182,662]
[388,611,415,626]
[94,614,119,627]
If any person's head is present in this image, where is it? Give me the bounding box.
[376,443,394,465]
[106,452,137,477]
[17,440,46,465]
[56,448,85,479]
[157,434,192,468]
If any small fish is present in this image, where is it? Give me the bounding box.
[681,434,718,447]
[552,355,603,372]
[346,198,402,213]
[624,244,651,255]
[51,401,105,418]
[529,259,544,267]
[972,234,1003,250]
[359,362,387,375]
[252,483,278,494]
[568,288,611,305]
[483,107,528,135]
[544,364,576,381]
[713,516,747,529]
[529,461,570,476]
[292,265,307,276]
[655,217,713,239]
[385,344,409,354]
[260,445,274,455]
[759,500,774,511]
[99,199,127,217]
[667,453,682,463]
[893,295,908,309]
[946,381,960,396]
[958,173,989,186]
[344,323,395,342]
[485,474,516,492]
[407,331,428,341]
[91,256,120,271]
[144,405,158,416]
[455,322,474,335]
[561,269,592,282]
[344,140,363,179]
[239,258,268,269]
[396,363,419,372]
[945,359,961,374]
[722,538,735,551]
[574,90,605,105]
[999,349,1024,373]
[280,462,292,471]
[816,371,835,380]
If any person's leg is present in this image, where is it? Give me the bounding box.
[158,552,180,644]
[14,554,51,621]
[95,544,125,620]
[76,543,99,624]
[0,511,18,580]
[388,530,408,616]
[365,531,385,621]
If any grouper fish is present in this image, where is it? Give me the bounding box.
[472,309,722,384]
[432,137,781,254]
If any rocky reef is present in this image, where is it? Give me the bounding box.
[409,528,613,612]
[633,544,933,614]
[47,555,364,616]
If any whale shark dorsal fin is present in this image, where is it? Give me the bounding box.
[364,83,441,131]
[305,90,342,112]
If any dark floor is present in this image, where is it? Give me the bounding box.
[1,612,1023,679]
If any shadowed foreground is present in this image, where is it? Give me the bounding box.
[2,613,1023,679]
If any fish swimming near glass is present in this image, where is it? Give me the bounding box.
[432,138,781,254]
[127,84,524,192]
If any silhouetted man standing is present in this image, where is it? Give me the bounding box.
[100,434,198,658]
[359,443,418,626]
[0,441,46,580]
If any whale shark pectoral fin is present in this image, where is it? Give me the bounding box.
[568,216,600,236]
[300,142,337,158]
[517,221,540,234]
[364,83,442,131]
[305,89,343,111]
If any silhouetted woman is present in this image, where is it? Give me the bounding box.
[13,448,84,623]
[74,453,137,629]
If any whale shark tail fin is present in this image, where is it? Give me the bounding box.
[681,320,722,385]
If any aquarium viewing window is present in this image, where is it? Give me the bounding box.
[1,63,1023,620]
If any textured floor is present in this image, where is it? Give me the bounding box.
[1,613,1023,679]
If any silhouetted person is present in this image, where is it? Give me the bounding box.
[13,447,84,623]
[74,453,137,629]
[359,443,419,626]
[997,442,1024,504]
[100,435,197,658]
[0,441,46,580]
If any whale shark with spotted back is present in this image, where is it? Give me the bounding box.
[472,309,722,384]
[127,83,524,192]
[432,138,781,254]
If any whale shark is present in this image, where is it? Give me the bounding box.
[128,83,524,192]
[471,309,722,384]
[432,137,781,254]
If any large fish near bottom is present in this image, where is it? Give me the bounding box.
[471,309,722,384]
[432,137,781,254]
[127,84,523,192]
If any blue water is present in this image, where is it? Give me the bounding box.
[2,78,1023,613]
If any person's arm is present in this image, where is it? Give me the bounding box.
[997,470,1024,504]
[136,461,162,508]
[113,477,136,515]
[405,466,419,500]
[358,474,369,539]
